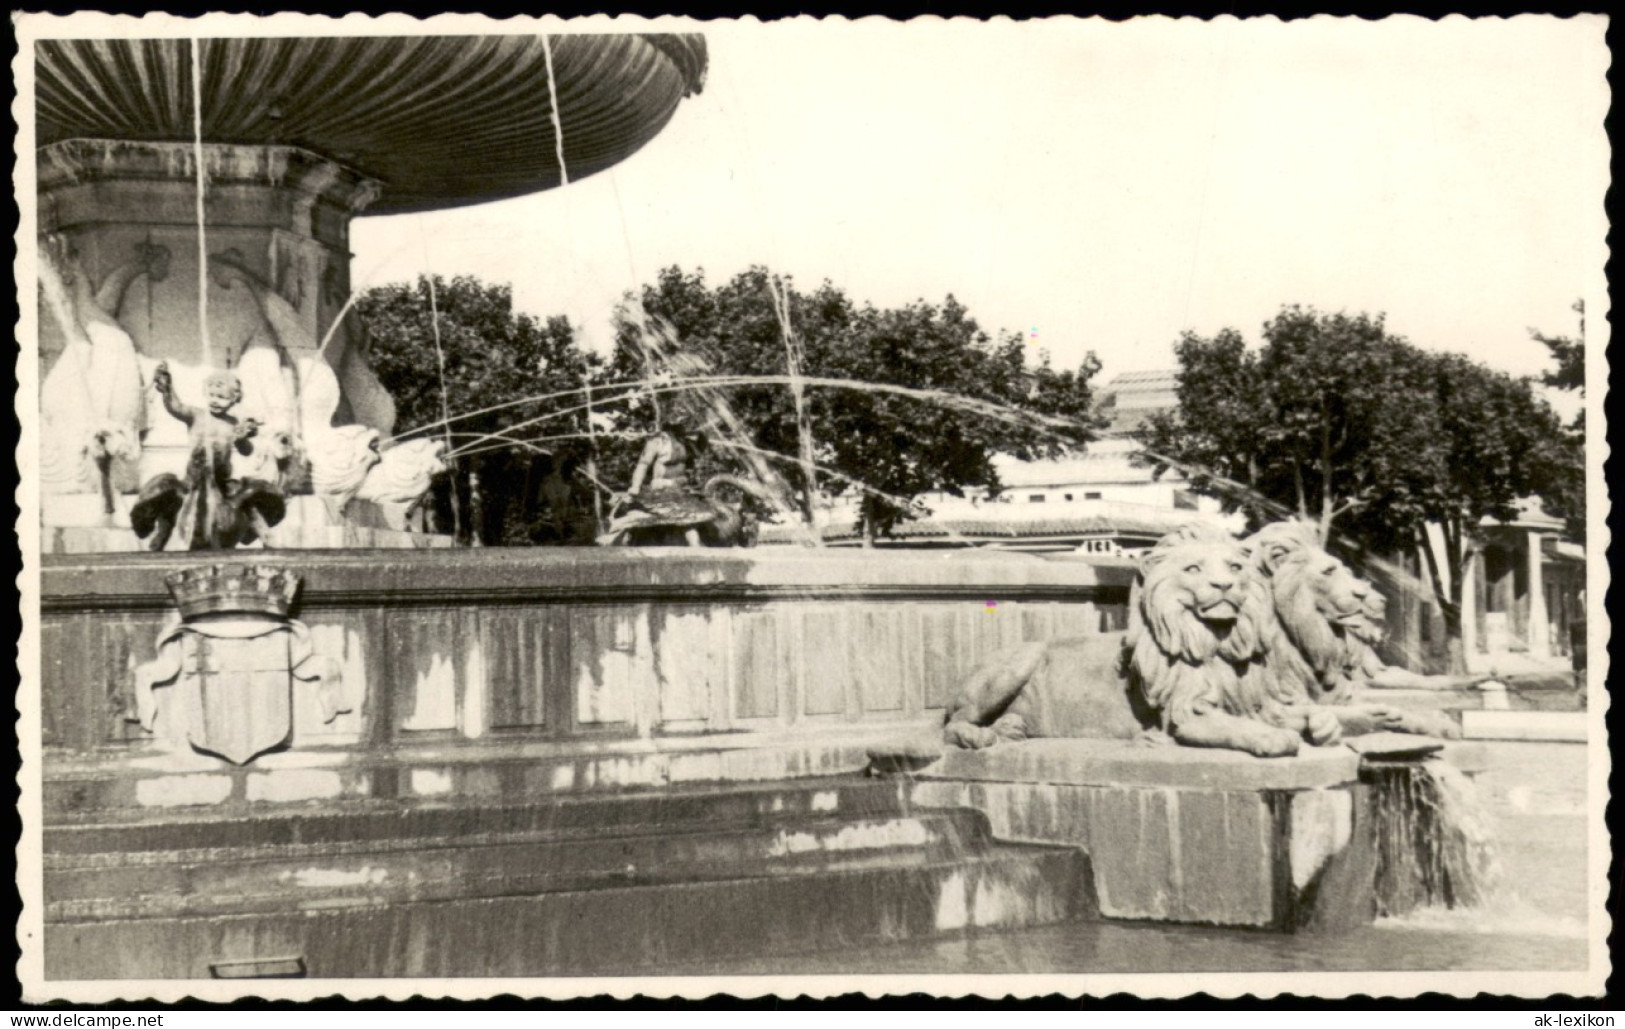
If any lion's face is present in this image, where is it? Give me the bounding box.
[1137,534,1271,665]
[1274,549,1374,633]
[1157,544,1252,621]
[1357,589,1388,644]
[1249,521,1390,674]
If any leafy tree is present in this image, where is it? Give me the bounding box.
[1528,299,1586,543]
[604,265,1101,540]
[1411,352,1575,669]
[358,275,599,545]
[1533,299,1586,396]
[1136,329,1275,526]
[1140,309,1440,544]
[1141,305,1576,671]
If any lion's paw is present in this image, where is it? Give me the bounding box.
[1134,727,1175,748]
[1305,709,1343,747]
[1337,706,1400,736]
[1391,710,1462,740]
[943,722,1000,750]
[1247,725,1302,758]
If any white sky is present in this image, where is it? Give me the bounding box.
[351,16,1610,390]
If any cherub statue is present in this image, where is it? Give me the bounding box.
[205,249,384,513]
[130,364,286,551]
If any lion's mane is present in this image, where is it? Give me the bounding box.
[1247,519,1386,707]
[1124,524,1279,731]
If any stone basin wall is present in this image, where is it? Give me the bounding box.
[39,548,1130,813]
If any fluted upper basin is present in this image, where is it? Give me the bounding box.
[35,33,708,214]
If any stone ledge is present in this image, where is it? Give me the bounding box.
[1460,710,1590,742]
[918,737,1361,791]
[911,774,1373,930]
[47,524,450,555]
[43,725,933,817]
[42,546,1129,611]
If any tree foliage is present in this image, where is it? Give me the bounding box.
[1528,300,1586,543]
[1536,331,1585,394]
[358,275,598,544]
[1533,299,1586,395]
[1139,305,1577,669]
[604,265,1102,538]
[358,268,1102,545]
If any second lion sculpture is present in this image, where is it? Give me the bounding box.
[1246,519,1483,738]
[944,523,1339,758]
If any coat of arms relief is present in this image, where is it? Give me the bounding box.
[131,565,350,765]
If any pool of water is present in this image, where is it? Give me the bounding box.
[679,742,1593,976]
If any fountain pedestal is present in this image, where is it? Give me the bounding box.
[905,737,1492,931]
[38,140,420,549]
[39,140,395,450]
[32,34,711,554]
[908,740,1376,931]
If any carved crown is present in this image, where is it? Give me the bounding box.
[164,565,300,620]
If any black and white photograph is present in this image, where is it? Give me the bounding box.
[11,12,1609,1003]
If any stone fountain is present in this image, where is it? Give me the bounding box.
[34,33,708,552]
[28,32,1505,983]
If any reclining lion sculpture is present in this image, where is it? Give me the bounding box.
[1246,519,1484,738]
[944,523,1339,758]
[944,519,1480,757]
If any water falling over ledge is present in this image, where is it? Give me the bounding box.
[1363,756,1505,918]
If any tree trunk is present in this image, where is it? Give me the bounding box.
[798,462,817,536]
[447,457,465,544]
[582,379,605,535]
[1417,521,1471,675]
[1318,424,1335,543]
[1440,525,1473,675]
[1442,603,1467,675]
[521,455,542,527]
[468,469,486,549]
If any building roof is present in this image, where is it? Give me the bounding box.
[1483,496,1567,532]
[1093,369,1180,434]
[990,441,1170,488]
[1101,368,1181,392]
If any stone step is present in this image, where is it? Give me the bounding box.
[42,734,898,817]
[46,776,910,857]
[45,844,1094,978]
[47,810,992,919]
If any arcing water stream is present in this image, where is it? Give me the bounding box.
[618,305,819,544]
